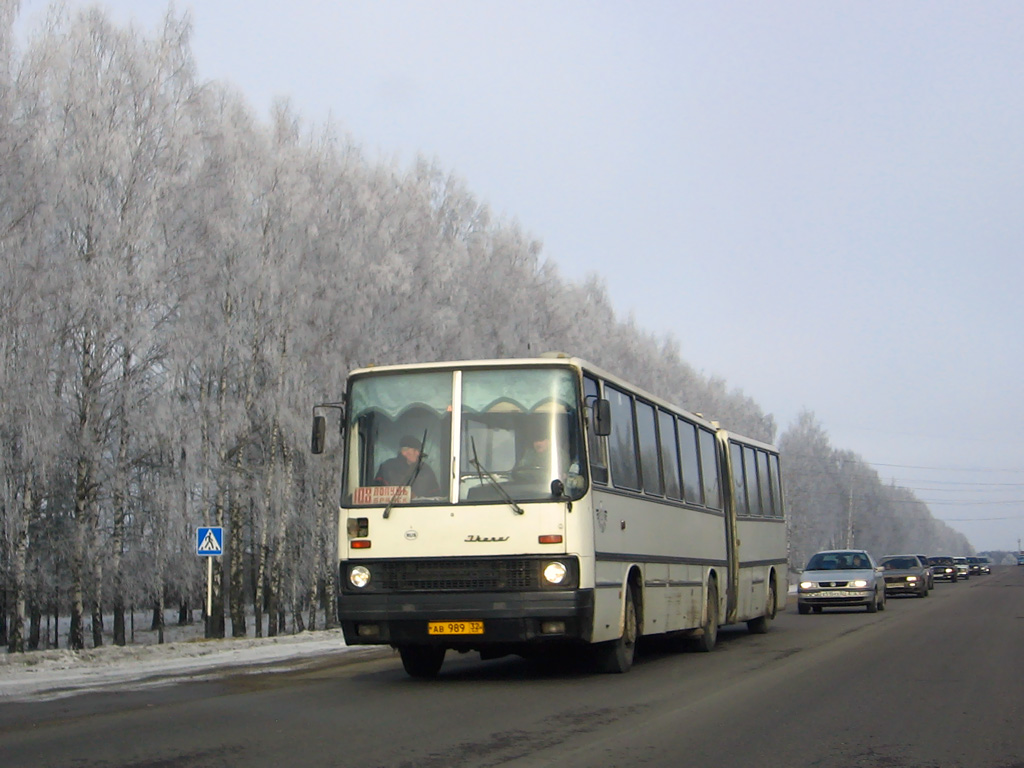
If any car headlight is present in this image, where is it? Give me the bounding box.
[852,579,868,588]
[349,565,371,588]
[906,575,917,582]
[799,581,814,590]
[542,561,568,585]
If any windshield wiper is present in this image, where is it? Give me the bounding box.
[469,438,523,515]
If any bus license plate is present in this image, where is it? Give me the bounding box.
[428,621,484,635]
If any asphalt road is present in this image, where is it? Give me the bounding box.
[2,566,1022,768]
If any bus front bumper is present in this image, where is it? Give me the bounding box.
[338,589,595,647]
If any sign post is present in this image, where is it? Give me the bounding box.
[196,527,224,636]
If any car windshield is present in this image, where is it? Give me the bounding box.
[882,557,918,570]
[806,552,870,570]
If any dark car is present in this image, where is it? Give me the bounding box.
[912,554,935,589]
[929,555,958,582]
[880,555,930,598]
[967,556,990,576]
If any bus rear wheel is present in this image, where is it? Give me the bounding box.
[399,646,446,678]
[746,580,776,634]
[594,584,639,673]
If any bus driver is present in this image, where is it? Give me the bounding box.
[374,435,441,498]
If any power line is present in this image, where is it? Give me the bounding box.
[865,461,1024,473]
[913,499,1024,506]
[904,481,1024,487]
[786,468,1024,493]
[936,516,1022,521]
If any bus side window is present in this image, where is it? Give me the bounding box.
[769,453,784,518]
[635,400,662,496]
[679,419,703,505]
[584,376,608,485]
[659,410,682,500]
[756,450,772,517]
[743,445,761,516]
[606,385,640,491]
[730,442,748,516]
[698,428,721,510]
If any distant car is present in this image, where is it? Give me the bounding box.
[1018,554,1024,566]
[880,555,930,598]
[953,556,970,580]
[967,556,987,576]
[978,557,991,574]
[911,554,935,589]
[929,555,959,582]
[797,549,886,614]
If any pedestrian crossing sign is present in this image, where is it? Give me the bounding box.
[196,526,224,556]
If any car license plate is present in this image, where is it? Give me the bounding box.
[814,590,852,598]
[428,621,484,635]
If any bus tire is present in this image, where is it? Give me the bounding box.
[399,646,446,678]
[694,580,719,652]
[594,584,639,673]
[746,579,776,634]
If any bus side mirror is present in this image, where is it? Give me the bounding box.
[311,415,326,454]
[594,399,611,436]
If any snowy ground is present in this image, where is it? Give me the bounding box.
[0,618,365,703]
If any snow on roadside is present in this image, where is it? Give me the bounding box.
[0,628,364,702]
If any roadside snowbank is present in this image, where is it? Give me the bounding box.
[0,628,361,702]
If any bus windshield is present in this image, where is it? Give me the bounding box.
[343,366,587,507]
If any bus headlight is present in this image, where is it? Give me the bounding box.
[542,561,568,585]
[349,565,371,589]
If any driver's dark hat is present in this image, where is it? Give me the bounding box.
[400,435,425,454]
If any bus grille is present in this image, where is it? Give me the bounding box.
[377,558,537,591]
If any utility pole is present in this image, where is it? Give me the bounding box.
[845,488,854,548]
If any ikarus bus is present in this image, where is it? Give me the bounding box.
[311,353,787,677]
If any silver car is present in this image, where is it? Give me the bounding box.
[797,549,886,614]
[953,556,971,580]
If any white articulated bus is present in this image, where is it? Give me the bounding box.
[311,354,787,677]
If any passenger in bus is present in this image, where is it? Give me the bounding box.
[374,435,441,498]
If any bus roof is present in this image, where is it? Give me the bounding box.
[346,354,777,452]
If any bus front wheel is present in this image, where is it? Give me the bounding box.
[593,584,639,673]
[399,646,446,678]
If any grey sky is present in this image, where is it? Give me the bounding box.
[15,1,1024,552]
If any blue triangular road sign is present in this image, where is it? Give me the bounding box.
[196,526,223,556]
